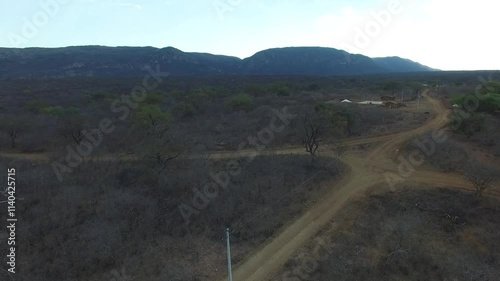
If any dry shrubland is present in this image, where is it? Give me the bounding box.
[0,155,344,281]
[280,188,500,281]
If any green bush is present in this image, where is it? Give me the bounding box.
[451,81,500,113]
[132,104,171,127]
[40,106,81,118]
[224,94,253,111]
[24,99,50,114]
[270,82,291,96]
[41,106,66,117]
[244,83,268,97]
[144,92,164,105]
[451,112,486,137]
[85,91,107,101]
[305,83,321,91]
[451,93,500,113]
[174,102,196,118]
[450,93,466,106]
[169,90,185,100]
[65,107,82,116]
[84,91,119,104]
[187,89,212,110]
[204,86,230,98]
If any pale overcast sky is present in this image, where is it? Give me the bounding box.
[1,0,499,71]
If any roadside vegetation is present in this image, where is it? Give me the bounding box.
[280,188,500,281]
[0,72,499,280]
[0,154,344,281]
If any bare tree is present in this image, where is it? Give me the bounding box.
[133,105,182,174]
[142,130,182,175]
[0,115,30,149]
[301,114,323,162]
[58,117,88,145]
[144,112,170,139]
[144,143,182,174]
[464,161,499,196]
[4,127,24,149]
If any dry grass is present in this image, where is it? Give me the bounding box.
[280,188,500,281]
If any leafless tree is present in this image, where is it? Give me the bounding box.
[3,126,24,149]
[464,161,499,196]
[134,107,183,174]
[144,142,183,174]
[58,117,88,145]
[145,113,170,139]
[302,114,323,162]
[0,115,30,149]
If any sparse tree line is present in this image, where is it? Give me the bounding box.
[1,74,497,280]
[0,80,427,167]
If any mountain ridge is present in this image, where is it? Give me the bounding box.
[0,46,438,78]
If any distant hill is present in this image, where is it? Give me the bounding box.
[372,56,437,73]
[241,47,387,75]
[0,46,437,78]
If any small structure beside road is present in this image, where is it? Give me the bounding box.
[358,101,384,105]
[380,95,396,101]
[382,101,406,108]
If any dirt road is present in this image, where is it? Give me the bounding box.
[220,92,490,281]
[1,92,495,281]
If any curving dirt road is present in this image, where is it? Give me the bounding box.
[1,92,496,281]
[219,92,497,281]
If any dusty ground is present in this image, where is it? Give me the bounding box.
[277,187,500,281]
[2,91,498,281]
[217,91,499,281]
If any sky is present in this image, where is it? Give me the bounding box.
[0,0,499,71]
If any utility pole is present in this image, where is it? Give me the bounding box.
[226,228,233,281]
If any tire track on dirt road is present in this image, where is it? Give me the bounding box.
[220,92,484,281]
